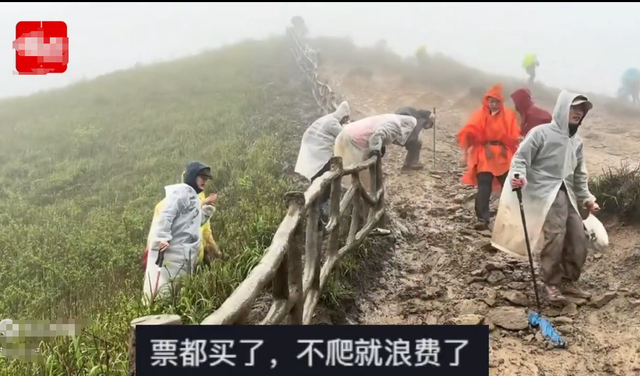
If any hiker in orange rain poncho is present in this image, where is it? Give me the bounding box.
[458,84,520,230]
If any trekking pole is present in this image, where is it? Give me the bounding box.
[513,173,566,348]
[151,250,166,303]
[432,107,437,170]
[512,173,542,312]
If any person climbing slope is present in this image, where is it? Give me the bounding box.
[458,84,520,230]
[334,113,418,191]
[510,88,552,138]
[295,101,350,222]
[618,68,640,104]
[522,54,539,85]
[142,161,217,304]
[415,45,428,66]
[394,107,434,171]
[493,90,599,303]
[141,173,221,270]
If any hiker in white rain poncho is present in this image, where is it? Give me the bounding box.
[334,113,418,192]
[142,161,216,304]
[491,90,601,303]
[294,101,350,221]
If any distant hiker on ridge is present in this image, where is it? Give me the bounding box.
[522,54,539,85]
[458,84,520,230]
[295,101,351,223]
[510,88,552,138]
[618,68,640,104]
[394,107,435,171]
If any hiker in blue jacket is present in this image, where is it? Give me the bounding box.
[618,68,640,104]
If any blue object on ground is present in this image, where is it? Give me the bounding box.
[529,312,567,348]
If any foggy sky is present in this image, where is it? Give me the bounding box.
[2,2,639,99]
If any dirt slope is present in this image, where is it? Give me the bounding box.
[321,64,640,375]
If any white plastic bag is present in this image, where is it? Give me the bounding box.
[583,214,608,252]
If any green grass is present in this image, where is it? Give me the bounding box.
[589,163,640,224]
[0,36,330,375]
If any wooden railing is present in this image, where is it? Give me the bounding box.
[127,26,386,375]
[287,27,338,114]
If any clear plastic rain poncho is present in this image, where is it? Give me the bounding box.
[142,184,214,304]
[334,113,417,191]
[295,101,350,181]
[492,90,599,257]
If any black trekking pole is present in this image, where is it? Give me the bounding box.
[151,249,166,303]
[513,173,566,348]
[513,173,542,311]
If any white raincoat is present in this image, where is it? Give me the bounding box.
[295,101,350,181]
[492,90,598,257]
[142,183,214,304]
[334,114,417,191]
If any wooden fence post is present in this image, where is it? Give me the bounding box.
[128,314,181,376]
[302,187,321,324]
[367,160,378,224]
[286,192,305,325]
[326,156,344,258]
[348,172,362,246]
[375,158,387,227]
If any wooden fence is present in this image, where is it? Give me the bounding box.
[127,26,387,375]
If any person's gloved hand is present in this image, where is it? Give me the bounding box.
[511,176,527,190]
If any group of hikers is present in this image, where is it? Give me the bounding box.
[139,25,608,307]
[459,84,601,303]
[139,85,603,307]
[523,54,640,105]
[292,83,601,304]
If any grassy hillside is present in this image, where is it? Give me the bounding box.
[0,37,322,375]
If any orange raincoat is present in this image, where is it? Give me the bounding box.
[458,84,520,191]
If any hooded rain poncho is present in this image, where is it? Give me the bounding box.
[334,113,417,190]
[491,90,596,257]
[295,101,350,181]
[142,162,215,304]
[622,68,640,83]
[510,88,552,137]
[522,54,537,69]
[458,84,520,191]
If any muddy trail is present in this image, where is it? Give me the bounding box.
[321,65,640,375]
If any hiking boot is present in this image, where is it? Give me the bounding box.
[473,220,489,231]
[401,163,425,171]
[560,281,591,299]
[545,284,568,303]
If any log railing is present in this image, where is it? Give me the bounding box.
[127,26,386,375]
